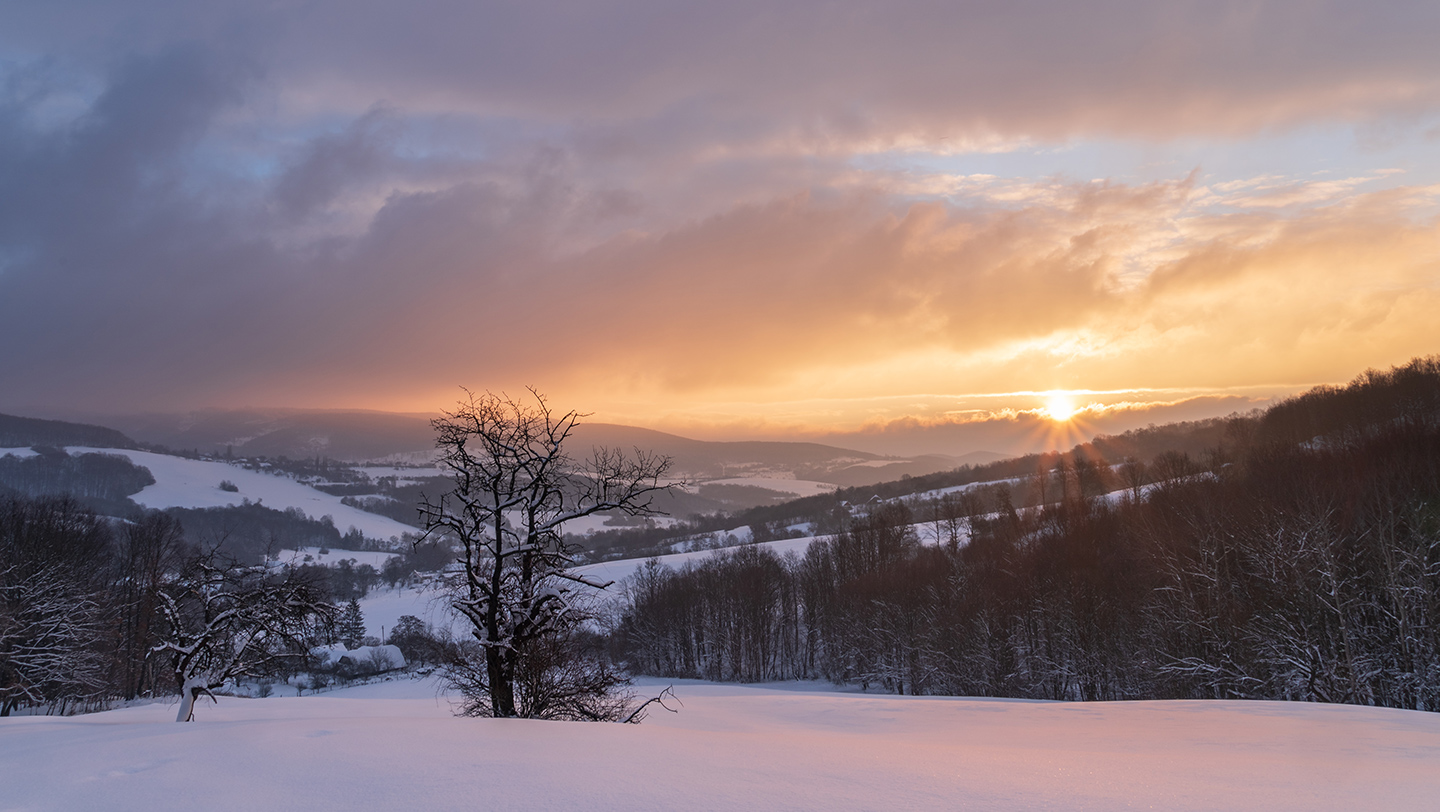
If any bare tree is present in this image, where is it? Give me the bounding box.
[153,556,334,722]
[364,646,397,673]
[1118,457,1147,502]
[929,492,966,549]
[419,389,673,719]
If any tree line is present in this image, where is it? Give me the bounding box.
[0,448,156,515]
[0,413,136,449]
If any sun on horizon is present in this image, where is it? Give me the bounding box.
[1042,393,1078,423]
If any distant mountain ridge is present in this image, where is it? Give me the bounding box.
[96,409,435,461]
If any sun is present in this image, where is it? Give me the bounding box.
[1043,394,1077,422]
[1023,391,1091,450]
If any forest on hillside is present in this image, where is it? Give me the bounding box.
[614,357,1440,711]
[0,449,155,516]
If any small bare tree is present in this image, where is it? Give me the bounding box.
[364,646,397,673]
[929,492,966,549]
[1118,457,1147,503]
[153,556,334,722]
[420,389,673,719]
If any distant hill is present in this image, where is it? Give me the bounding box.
[90,410,976,487]
[573,423,880,479]
[952,449,1009,466]
[576,424,975,485]
[96,409,435,461]
[0,413,136,449]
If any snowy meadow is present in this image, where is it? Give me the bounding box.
[5,676,1440,811]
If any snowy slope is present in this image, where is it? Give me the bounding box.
[66,447,418,542]
[354,465,444,481]
[357,584,462,641]
[908,474,1027,501]
[702,476,839,497]
[3,677,1438,811]
[574,535,819,591]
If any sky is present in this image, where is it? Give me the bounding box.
[1,1,1438,455]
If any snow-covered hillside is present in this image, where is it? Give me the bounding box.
[701,476,839,497]
[3,677,1437,811]
[574,535,820,591]
[67,447,418,542]
[357,583,461,640]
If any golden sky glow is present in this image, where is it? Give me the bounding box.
[1,2,1438,457]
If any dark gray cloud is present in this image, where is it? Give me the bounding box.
[6,1,1440,141]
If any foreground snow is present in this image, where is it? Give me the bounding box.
[3,678,1438,811]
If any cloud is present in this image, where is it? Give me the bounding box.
[1,7,1439,436]
[5,0,1440,150]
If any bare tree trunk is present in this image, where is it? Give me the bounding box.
[176,676,208,722]
[487,648,517,717]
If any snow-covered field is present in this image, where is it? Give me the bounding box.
[271,547,397,570]
[702,476,839,497]
[3,677,1438,811]
[65,447,418,542]
[554,512,684,537]
[354,465,444,483]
